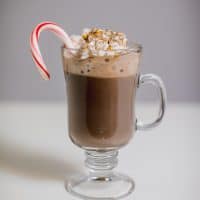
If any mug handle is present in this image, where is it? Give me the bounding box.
[136,74,167,130]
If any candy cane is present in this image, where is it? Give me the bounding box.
[30,21,75,80]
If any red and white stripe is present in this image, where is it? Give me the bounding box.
[30,21,74,80]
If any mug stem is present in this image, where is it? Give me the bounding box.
[85,150,118,171]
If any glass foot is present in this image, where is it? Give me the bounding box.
[65,172,135,199]
[65,150,135,199]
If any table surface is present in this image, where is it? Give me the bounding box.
[0,102,199,200]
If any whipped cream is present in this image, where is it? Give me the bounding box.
[70,28,128,59]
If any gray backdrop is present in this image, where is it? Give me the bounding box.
[0,0,200,102]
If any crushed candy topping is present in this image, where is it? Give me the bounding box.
[70,28,128,59]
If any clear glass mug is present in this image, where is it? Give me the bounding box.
[62,43,167,199]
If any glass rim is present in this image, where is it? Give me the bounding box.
[62,41,142,54]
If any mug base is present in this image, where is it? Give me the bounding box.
[65,171,135,200]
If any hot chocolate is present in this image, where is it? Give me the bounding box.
[62,50,141,148]
[30,22,166,199]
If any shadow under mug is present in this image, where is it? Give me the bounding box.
[62,43,167,200]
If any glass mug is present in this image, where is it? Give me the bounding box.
[62,43,167,199]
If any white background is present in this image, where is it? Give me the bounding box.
[0,103,199,199]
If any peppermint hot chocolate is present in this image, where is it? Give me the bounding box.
[62,28,141,148]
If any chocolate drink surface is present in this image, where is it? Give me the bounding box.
[66,73,138,148]
[63,51,141,149]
